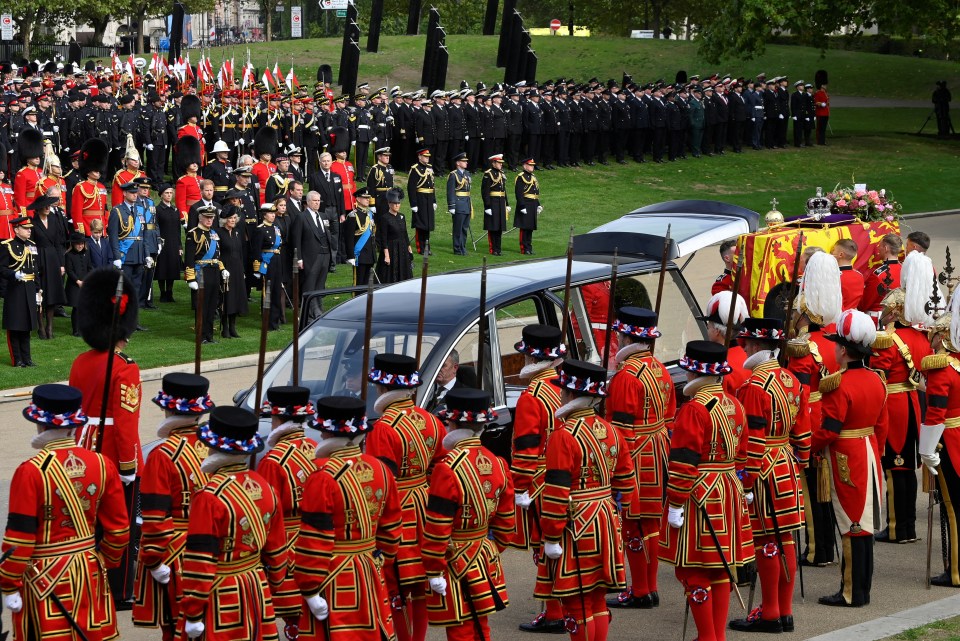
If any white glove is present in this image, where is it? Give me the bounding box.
[221,270,230,281]
[235,139,243,147]
[667,505,684,528]
[465,135,469,141]
[14,271,25,281]
[820,102,827,108]
[298,260,304,270]
[751,117,756,122]
[346,258,356,267]
[351,140,356,146]
[150,563,172,584]
[185,620,205,639]
[146,144,154,150]
[188,281,199,291]
[4,591,22,613]
[519,208,526,214]
[778,114,784,119]
[369,207,376,214]
[792,116,797,121]
[120,473,136,485]
[253,272,261,279]
[113,259,122,269]
[515,491,532,509]
[536,206,542,215]
[432,203,437,211]
[744,491,754,505]
[484,209,492,216]
[921,453,940,475]
[53,126,59,132]
[411,206,418,213]
[506,206,511,213]
[145,256,154,269]
[306,594,329,621]
[920,423,946,476]
[544,542,563,559]
[448,209,455,215]
[428,575,447,596]
[372,137,378,142]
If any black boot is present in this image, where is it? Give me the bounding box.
[37,310,48,340]
[46,309,55,340]
[221,318,231,338]
[229,315,240,339]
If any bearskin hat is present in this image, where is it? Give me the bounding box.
[180,94,202,122]
[815,69,828,90]
[254,126,278,159]
[174,136,202,175]
[328,126,350,154]
[78,268,140,352]
[84,60,96,72]
[78,138,109,177]
[317,64,333,84]
[17,128,44,161]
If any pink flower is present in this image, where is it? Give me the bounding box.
[876,204,885,212]
[858,199,867,207]
[836,199,847,207]
[885,215,894,222]
[855,190,866,198]
[868,190,878,199]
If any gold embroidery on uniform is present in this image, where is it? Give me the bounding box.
[363,486,384,516]
[299,440,317,458]
[835,452,856,487]
[353,460,375,483]
[592,422,608,440]
[476,452,493,476]
[242,477,263,501]
[779,371,795,388]
[482,480,493,494]
[63,451,87,478]
[194,439,209,460]
[119,382,140,413]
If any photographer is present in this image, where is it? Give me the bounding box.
[933,81,952,138]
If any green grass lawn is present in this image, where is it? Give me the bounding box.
[889,616,960,640]
[198,35,960,101]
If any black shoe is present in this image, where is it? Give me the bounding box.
[617,160,628,165]
[931,572,960,587]
[898,535,920,544]
[527,249,534,255]
[729,609,783,633]
[72,331,81,337]
[800,557,833,567]
[221,330,231,339]
[201,339,218,345]
[15,361,26,368]
[136,324,148,331]
[144,302,158,310]
[607,589,657,609]
[518,613,566,634]
[780,615,795,632]
[818,592,862,607]
[54,307,70,318]
[230,329,240,339]
[874,528,891,542]
[114,599,135,612]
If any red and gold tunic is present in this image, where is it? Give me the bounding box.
[180,463,288,641]
[70,179,108,234]
[251,161,276,206]
[535,407,634,598]
[133,424,208,630]
[178,124,206,162]
[365,397,444,587]
[0,180,15,240]
[111,168,144,207]
[175,172,203,223]
[13,165,43,214]
[712,269,734,296]
[839,266,865,311]
[294,446,402,640]
[738,357,810,535]
[508,367,561,549]
[0,437,130,641]
[37,175,67,209]
[331,159,357,212]
[859,260,901,314]
[70,350,144,477]
[787,327,839,433]
[423,436,515,625]
[605,348,676,521]
[812,363,888,535]
[659,380,755,569]
[870,325,931,469]
[724,343,749,395]
[256,429,318,620]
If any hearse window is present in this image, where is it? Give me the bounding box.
[449,323,487,392]
[496,297,546,389]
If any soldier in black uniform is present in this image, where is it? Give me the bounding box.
[185,206,226,343]
[203,140,234,203]
[407,148,436,255]
[353,94,375,179]
[481,154,509,256]
[343,186,377,286]
[366,147,394,220]
[447,91,467,164]
[514,158,539,255]
[505,88,524,170]
[763,78,780,149]
[431,90,450,174]
[1,216,38,367]
[251,203,285,330]
[596,87,613,164]
[612,89,632,164]
[446,152,472,256]
[142,91,169,182]
[463,91,483,170]
[776,76,790,147]
[568,88,584,166]
[790,81,806,147]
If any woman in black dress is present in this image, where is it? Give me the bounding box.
[26,194,67,339]
[154,183,183,302]
[272,197,295,303]
[376,187,413,284]
[217,207,248,338]
[63,231,91,336]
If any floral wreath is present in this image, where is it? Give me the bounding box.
[23,404,88,427]
[152,390,215,414]
[514,339,567,360]
[678,356,732,376]
[198,423,263,453]
[260,400,316,418]
[367,369,421,388]
[612,320,662,339]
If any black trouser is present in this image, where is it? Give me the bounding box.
[581,132,597,163]
[793,119,805,147]
[631,128,647,161]
[817,116,829,144]
[652,127,666,161]
[557,131,570,165]
[468,137,483,169]
[355,141,370,178]
[542,133,556,167]
[506,133,522,167]
[526,134,542,165]
[452,211,469,255]
[713,122,727,153]
[882,405,920,541]
[198,269,221,341]
[122,263,145,306]
[765,117,779,148]
[140,265,155,307]
[731,121,744,151]
[148,146,166,182]
[802,460,836,564]
[937,447,960,585]
[613,129,628,161]
[596,131,609,162]
[568,133,581,164]
[838,535,874,606]
[519,229,533,254]
[415,229,430,254]
[668,130,683,160]
[487,230,502,255]
[353,263,373,289]
[6,329,31,366]
[803,119,814,146]
[105,478,139,605]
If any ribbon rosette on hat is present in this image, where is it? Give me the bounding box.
[435,407,499,424]
[23,404,88,427]
[261,400,317,418]
[612,319,662,339]
[318,414,369,435]
[678,356,732,376]
[556,370,607,396]
[513,339,567,360]
[153,390,214,414]
[199,422,263,454]
[367,369,421,388]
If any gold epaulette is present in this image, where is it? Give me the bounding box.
[785,336,811,359]
[872,331,894,350]
[116,351,136,364]
[819,369,844,394]
[868,366,887,384]
[921,353,950,371]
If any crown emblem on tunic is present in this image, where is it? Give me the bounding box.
[476,452,493,476]
[353,460,375,483]
[63,451,87,479]
[242,477,263,501]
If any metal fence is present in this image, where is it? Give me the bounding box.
[0,42,114,63]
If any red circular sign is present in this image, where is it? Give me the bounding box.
[550,19,561,31]
[292,14,300,21]
[1,16,12,26]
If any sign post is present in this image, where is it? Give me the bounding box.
[549,18,561,34]
[319,0,348,9]
[1,14,14,41]
[291,6,302,37]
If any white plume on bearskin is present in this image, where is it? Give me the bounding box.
[837,309,877,348]
[902,250,936,326]
[706,290,747,326]
[951,288,960,351]
[798,251,842,325]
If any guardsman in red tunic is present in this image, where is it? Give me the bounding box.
[832,239,864,311]
[729,318,810,633]
[133,373,214,640]
[252,127,278,206]
[71,139,110,234]
[69,268,143,609]
[535,360,634,641]
[110,135,145,206]
[813,309,889,607]
[0,384,130,641]
[711,239,737,296]
[701,290,750,394]
[870,250,934,544]
[0,171,15,239]
[604,308,676,611]
[13,129,44,214]
[294,396,403,641]
[424,388,515,641]
[859,233,903,321]
[178,95,207,162]
[180,406,289,640]
[175,137,203,223]
[787,249,842,567]
[659,341,754,641]
[365,353,445,641]
[508,324,567,633]
[256,386,319,638]
[919,293,960,587]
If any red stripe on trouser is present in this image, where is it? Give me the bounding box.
[488,235,494,254]
[6,331,13,366]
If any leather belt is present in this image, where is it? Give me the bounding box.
[488,191,505,196]
[886,382,916,394]
[455,191,471,197]
[837,427,874,439]
[416,188,435,194]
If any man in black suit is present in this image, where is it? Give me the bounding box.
[426,349,464,412]
[307,152,345,266]
[292,190,333,321]
[187,179,221,230]
[285,180,304,219]
[85,218,114,268]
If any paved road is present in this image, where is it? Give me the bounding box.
[2,213,958,639]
